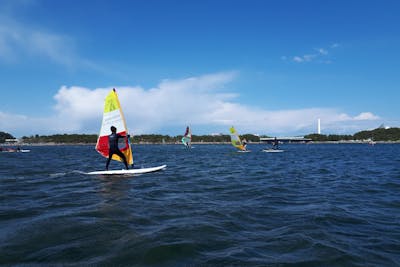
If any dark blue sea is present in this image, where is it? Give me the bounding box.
[1,144,399,266]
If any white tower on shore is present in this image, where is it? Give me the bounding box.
[317,118,321,134]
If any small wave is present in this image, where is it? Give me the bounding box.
[49,172,67,178]
[49,170,87,177]
[71,170,89,175]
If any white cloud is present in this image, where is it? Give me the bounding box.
[0,7,109,73]
[292,54,317,63]
[288,44,338,64]
[0,12,135,79]
[317,48,328,55]
[353,112,380,121]
[0,111,67,136]
[303,54,316,61]
[28,31,76,66]
[0,72,385,137]
[293,56,304,63]
[0,15,77,66]
[0,111,28,129]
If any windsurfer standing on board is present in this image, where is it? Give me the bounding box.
[272,137,279,150]
[106,126,129,170]
[183,126,191,148]
[242,138,248,151]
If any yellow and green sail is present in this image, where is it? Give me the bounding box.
[95,89,133,165]
[230,126,245,151]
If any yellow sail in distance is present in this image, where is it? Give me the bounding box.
[230,126,245,151]
[95,89,133,165]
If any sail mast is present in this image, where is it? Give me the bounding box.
[113,88,129,137]
[112,88,133,164]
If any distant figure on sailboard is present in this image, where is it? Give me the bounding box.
[182,126,192,148]
[229,126,249,152]
[106,126,129,170]
[272,137,279,150]
[242,138,248,151]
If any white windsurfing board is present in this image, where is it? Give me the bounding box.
[237,150,251,153]
[262,149,284,153]
[0,149,30,153]
[87,164,167,175]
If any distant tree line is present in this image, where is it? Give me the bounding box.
[21,134,98,144]
[2,127,399,144]
[17,133,260,144]
[130,134,235,143]
[305,127,400,141]
[353,127,400,141]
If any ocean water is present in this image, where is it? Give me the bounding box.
[1,144,399,266]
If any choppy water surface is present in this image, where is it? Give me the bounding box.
[1,144,399,266]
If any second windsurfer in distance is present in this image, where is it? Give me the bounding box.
[106,126,129,170]
[272,137,279,150]
[242,139,248,151]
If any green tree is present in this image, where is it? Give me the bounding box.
[241,134,260,142]
[354,127,400,141]
[0,131,15,143]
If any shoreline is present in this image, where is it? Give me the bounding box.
[2,141,399,146]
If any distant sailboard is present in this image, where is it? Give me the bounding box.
[182,126,192,148]
[262,149,284,153]
[0,148,30,153]
[88,88,166,175]
[229,126,249,152]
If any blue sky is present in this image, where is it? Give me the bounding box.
[1,0,399,137]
